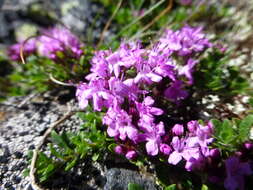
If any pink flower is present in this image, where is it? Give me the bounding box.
[168,137,188,165]
[8,38,37,61]
[160,144,172,155]
[126,150,137,160]
[115,145,124,155]
[172,124,184,136]
[164,80,188,102]
[244,142,253,150]
[178,59,198,84]
[38,27,83,59]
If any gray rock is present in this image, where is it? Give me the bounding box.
[12,175,21,184]
[13,151,23,159]
[0,0,113,44]
[104,168,157,190]
[0,92,84,189]
[0,155,8,163]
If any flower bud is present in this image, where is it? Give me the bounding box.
[187,120,198,133]
[244,142,253,150]
[172,124,184,136]
[209,148,220,159]
[125,150,137,160]
[160,144,172,155]
[115,145,124,155]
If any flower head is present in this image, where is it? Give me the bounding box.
[164,80,188,102]
[126,150,137,160]
[172,124,184,136]
[8,38,37,61]
[38,27,83,59]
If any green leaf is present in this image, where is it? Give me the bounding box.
[39,163,56,182]
[213,119,235,144]
[201,184,208,190]
[49,143,65,160]
[92,153,99,161]
[127,183,144,190]
[23,168,30,177]
[108,143,117,152]
[65,158,78,171]
[239,115,253,141]
[165,184,177,190]
[249,98,253,107]
[51,130,72,151]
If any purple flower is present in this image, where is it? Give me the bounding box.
[160,144,172,155]
[76,79,111,111]
[224,157,252,190]
[142,122,165,156]
[126,150,137,160]
[103,106,139,142]
[38,27,83,59]
[178,59,198,84]
[109,77,138,101]
[209,148,221,159]
[8,38,37,61]
[168,136,205,170]
[134,66,163,84]
[86,50,111,80]
[168,121,214,171]
[185,153,206,171]
[115,145,124,155]
[75,26,214,164]
[172,124,184,136]
[168,136,188,165]
[160,26,211,56]
[244,142,253,150]
[164,80,188,102]
[187,120,198,133]
[180,0,192,5]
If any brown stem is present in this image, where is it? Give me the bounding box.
[97,0,123,48]
[141,0,173,32]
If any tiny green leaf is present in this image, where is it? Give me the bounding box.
[127,183,144,190]
[165,184,177,190]
[201,184,208,190]
[239,115,253,141]
[65,158,78,171]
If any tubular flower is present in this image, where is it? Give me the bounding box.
[38,27,83,59]
[8,38,37,61]
[76,26,212,161]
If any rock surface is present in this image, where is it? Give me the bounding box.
[104,168,157,190]
[0,90,82,189]
[0,0,113,45]
[0,90,157,190]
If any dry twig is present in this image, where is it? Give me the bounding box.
[20,36,37,65]
[141,0,173,32]
[97,0,123,48]
[49,74,75,87]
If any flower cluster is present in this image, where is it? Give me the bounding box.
[8,27,83,61]
[76,26,214,171]
[37,28,83,60]
[8,38,37,61]
[168,121,214,171]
